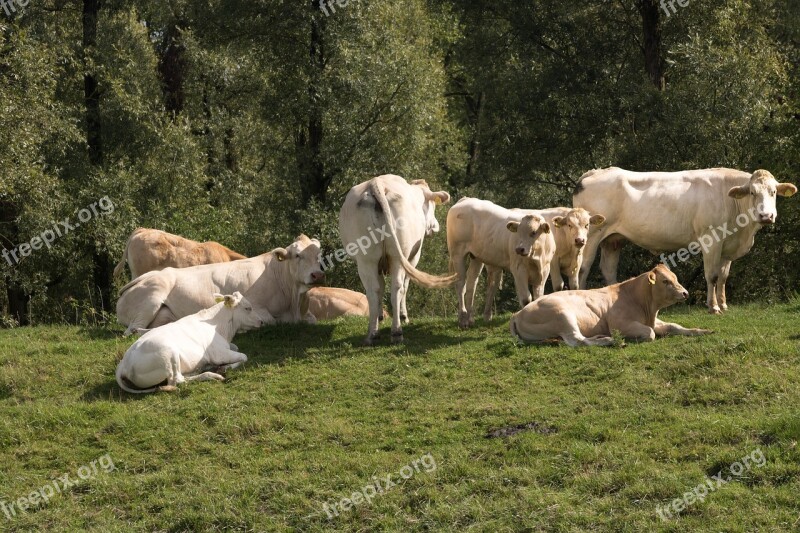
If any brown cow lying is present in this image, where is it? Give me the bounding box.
[306,287,389,321]
[510,265,711,346]
[114,228,246,280]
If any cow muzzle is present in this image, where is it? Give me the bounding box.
[515,247,528,256]
[758,213,775,225]
[574,238,586,247]
[310,271,326,284]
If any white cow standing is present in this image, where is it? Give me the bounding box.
[574,167,797,313]
[446,198,557,328]
[115,292,263,394]
[339,174,455,345]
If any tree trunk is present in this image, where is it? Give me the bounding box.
[83,0,111,310]
[159,22,186,115]
[0,200,28,325]
[465,91,485,186]
[638,0,666,90]
[296,3,328,207]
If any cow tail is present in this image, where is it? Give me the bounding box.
[113,235,132,278]
[115,364,159,394]
[368,181,456,289]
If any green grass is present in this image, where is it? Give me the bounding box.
[0,301,799,531]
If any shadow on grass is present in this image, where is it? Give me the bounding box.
[78,327,123,341]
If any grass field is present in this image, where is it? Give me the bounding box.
[0,301,798,532]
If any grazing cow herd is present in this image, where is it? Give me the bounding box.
[113,167,796,393]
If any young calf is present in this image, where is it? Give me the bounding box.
[447,197,556,328]
[115,292,263,394]
[510,264,711,346]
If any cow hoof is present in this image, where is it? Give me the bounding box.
[709,307,722,315]
[400,315,409,324]
[391,331,404,344]
[158,385,178,392]
[362,334,378,346]
[720,304,728,312]
[483,313,493,322]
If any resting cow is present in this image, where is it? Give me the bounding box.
[306,287,388,321]
[113,228,246,280]
[482,206,606,321]
[115,292,263,394]
[339,174,455,345]
[116,235,324,336]
[446,198,556,328]
[510,265,712,346]
[574,167,796,313]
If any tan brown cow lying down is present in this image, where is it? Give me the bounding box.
[510,265,712,346]
[306,287,388,321]
[113,228,246,280]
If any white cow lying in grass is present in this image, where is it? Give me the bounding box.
[115,292,263,394]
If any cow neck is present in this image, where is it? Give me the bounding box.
[272,256,302,319]
[197,305,236,342]
[621,273,658,327]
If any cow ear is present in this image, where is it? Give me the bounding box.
[273,248,289,261]
[213,293,225,303]
[777,183,797,197]
[589,214,606,226]
[426,190,450,205]
[223,295,236,308]
[541,222,551,234]
[552,216,564,228]
[728,185,749,199]
[506,221,520,233]
[648,271,657,285]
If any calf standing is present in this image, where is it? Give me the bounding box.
[115,292,263,393]
[447,198,556,328]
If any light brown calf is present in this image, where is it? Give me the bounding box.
[113,228,246,280]
[307,287,376,321]
[510,264,711,346]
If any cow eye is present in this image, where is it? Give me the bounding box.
[530,232,536,238]
[663,280,669,284]
[585,225,589,229]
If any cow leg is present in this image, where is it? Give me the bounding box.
[550,262,565,292]
[511,266,532,308]
[209,349,248,371]
[531,263,550,301]
[357,265,385,345]
[400,275,411,323]
[619,321,656,342]
[461,259,483,328]
[578,232,604,289]
[654,319,713,337]
[701,246,723,314]
[185,372,226,382]
[559,317,613,346]
[599,239,622,285]
[716,260,732,311]
[483,267,503,322]
[452,252,471,328]
[389,265,406,343]
[147,305,178,329]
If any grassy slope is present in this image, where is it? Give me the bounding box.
[0,302,798,532]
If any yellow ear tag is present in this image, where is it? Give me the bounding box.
[434,197,442,205]
[649,276,656,285]
[277,255,284,261]
[224,299,234,308]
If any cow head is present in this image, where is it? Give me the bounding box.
[506,214,550,257]
[212,291,264,332]
[273,234,325,286]
[647,265,689,308]
[727,170,797,225]
[411,179,451,235]
[552,208,605,249]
